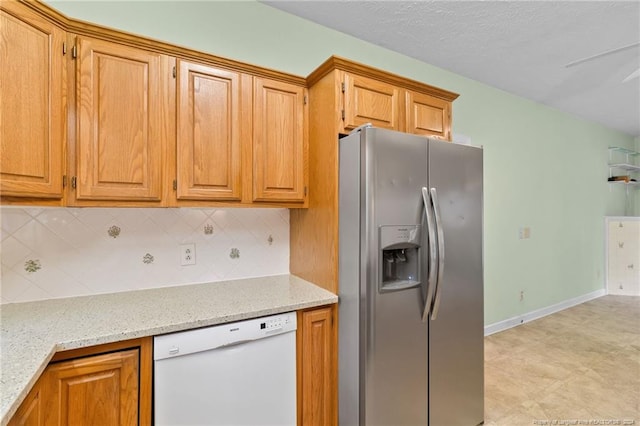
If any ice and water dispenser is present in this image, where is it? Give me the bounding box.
[379,225,421,292]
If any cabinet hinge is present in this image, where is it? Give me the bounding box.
[304,186,307,197]
[172,66,176,78]
[62,175,67,188]
[71,45,77,59]
[173,179,177,190]
[62,42,67,55]
[341,110,345,120]
[303,95,307,105]
[341,82,345,93]
[71,176,77,189]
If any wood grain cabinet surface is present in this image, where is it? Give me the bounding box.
[42,350,139,426]
[340,70,453,138]
[0,1,65,200]
[175,60,243,201]
[0,1,308,208]
[297,305,337,426]
[72,36,171,204]
[8,338,152,426]
[253,78,308,204]
[405,90,451,140]
[7,381,45,426]
[342,73,400,132]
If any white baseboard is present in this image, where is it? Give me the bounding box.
[484,289,606,336]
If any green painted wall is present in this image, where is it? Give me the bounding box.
[47,1,637,325]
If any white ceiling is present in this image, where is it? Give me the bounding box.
[263,1,640,137]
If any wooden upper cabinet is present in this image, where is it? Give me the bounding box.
[342,73,400,132]
[74,37,169,202]
[253,78,307,203]
[176,60,242,201]
[406,90,451,139]
[0,3,64,199]
[42,349,140,426]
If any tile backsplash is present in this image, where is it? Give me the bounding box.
[0,207,289,304]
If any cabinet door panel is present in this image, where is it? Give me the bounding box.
[298,306,336,426]
[406,91,451,140]
[253,78,306,203]
[76,37,164,201]
[0,4,64,198]
[7,380,45,426]
[343,74,399,131]
[176,61,242,200]
[43,349,139,426]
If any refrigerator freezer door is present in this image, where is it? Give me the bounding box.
[428,140,484,426]
[362,128,429,426]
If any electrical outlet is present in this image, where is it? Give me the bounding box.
[519,290,524,302]
[180,243,196,266]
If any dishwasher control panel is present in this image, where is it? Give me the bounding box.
[260,314,293,331]
[154,311,297,361]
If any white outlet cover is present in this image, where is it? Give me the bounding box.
[180,243,196,266]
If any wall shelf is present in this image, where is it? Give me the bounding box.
[608,147,640,191]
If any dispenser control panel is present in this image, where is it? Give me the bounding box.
[379,225,420,249]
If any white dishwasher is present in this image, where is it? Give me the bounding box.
[154,312,297,426]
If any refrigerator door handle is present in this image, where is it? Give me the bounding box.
[430,187,445,320]
[421,187,438,322]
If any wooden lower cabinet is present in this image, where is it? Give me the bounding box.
[7,382,45,426]
[297,305,337,426]
[8,338,151,426]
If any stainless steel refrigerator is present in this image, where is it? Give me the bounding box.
[338,126,484,426]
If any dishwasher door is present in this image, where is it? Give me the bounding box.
[154,312,297,426]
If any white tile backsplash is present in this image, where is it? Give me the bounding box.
[0,207,290,304]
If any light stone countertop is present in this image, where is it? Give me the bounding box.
[0,274,337,425]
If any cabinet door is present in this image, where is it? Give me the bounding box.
[7,379,45,426]
[176,60,242,201]
[406,90,452,140]
[0,3,64,198]
[342,73,399,132]
[253,78,307,203]
[75,37,167,201]
[298,306,336,426]
[42,349,139,426]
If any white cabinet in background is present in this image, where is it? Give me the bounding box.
[606,217,640,296]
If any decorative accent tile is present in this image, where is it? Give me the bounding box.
[24,259,41,273]
[107,225,121,238]
[0,207,289,304]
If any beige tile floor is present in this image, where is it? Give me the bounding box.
[484,295,640,426]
